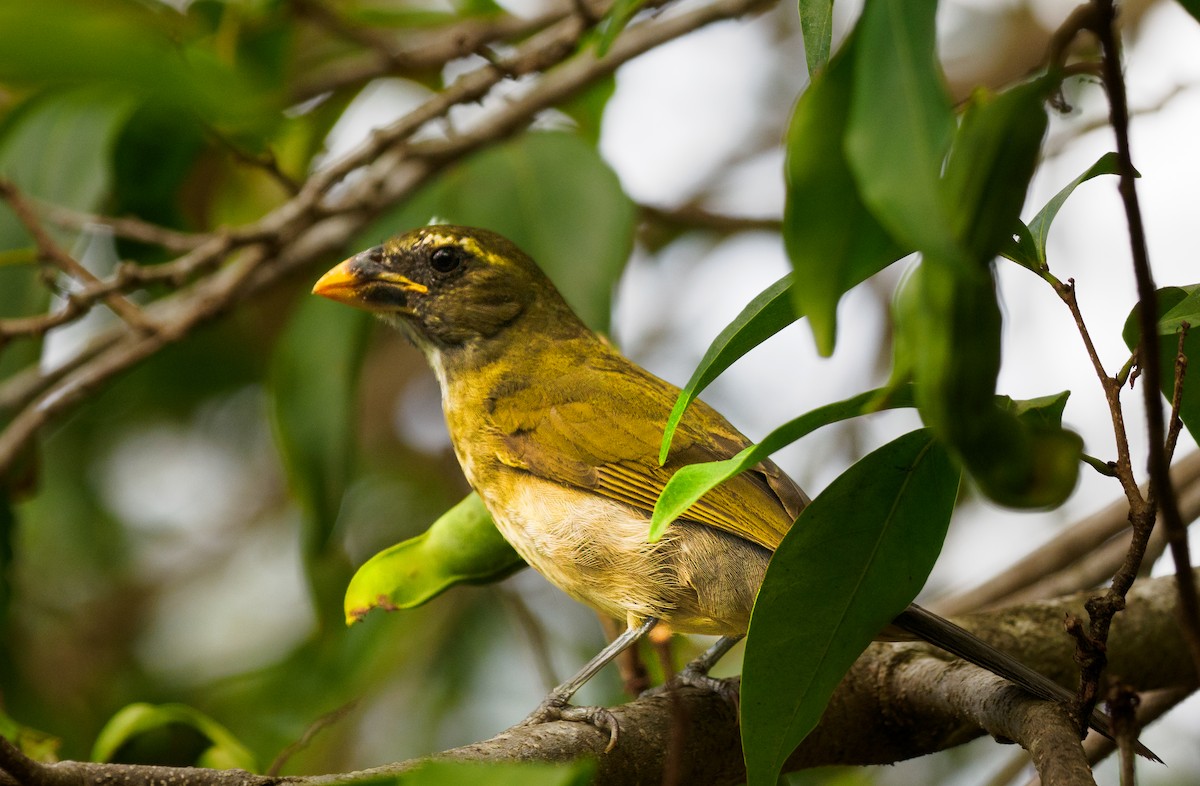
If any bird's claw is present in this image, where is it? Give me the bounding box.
[520,696,620,752]
[641,668,740,712]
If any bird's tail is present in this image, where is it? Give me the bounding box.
[892,603,1159,762]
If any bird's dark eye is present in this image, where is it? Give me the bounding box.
[430,246,467,274]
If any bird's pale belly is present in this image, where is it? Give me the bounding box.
[479,474,769,636]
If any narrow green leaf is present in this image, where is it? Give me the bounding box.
[651,385,915,540]
[92,703,257,771]
[658,274,798,464]
[941,80,1049,264]
[594,0,649,56]
[741,430,959,786]
[1026,152,1123,269]
[269,296,372,554]
[845,0,957,260]
[784,27,908,355]
[1123,285,1200,444]
[344,493,525,624]
[798,0,833,77]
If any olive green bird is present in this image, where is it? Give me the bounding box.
[313,225,1136,753]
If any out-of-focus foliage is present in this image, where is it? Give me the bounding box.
[0,0,1196,782]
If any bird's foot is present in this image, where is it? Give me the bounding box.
[641,666,740,710]
[520,694,620,752]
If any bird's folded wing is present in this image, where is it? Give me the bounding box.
[488,350,805,551]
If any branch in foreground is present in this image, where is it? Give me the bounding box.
[3,573,1194,786]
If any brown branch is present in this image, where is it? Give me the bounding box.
[0,0,776,477]
[1087,0,1200,702]
[936,450,1200,616]
[0,180,155,334]
[2,573,1193,786]
[34,201,206,253]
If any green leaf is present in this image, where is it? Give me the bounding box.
[941,80,1049,264]
[1123,285,1200,444]
[344,493,526,624]
[741,430,958,786]
[651,385,915,540]
[0,0,279,134]
[368,131,635,332]
[92,703,257,771]
[1008,152,1124,273]
[798,0,833,77]
[0,710,59,763]
[594,0,649,56]
[658,274,797,464]
[783,27,908,355]
[269,296,372,555]
[845,0,956,260]
[556,76,616,147]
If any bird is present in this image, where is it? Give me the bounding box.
[312,224,1141,754]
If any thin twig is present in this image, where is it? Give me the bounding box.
[1090,0,1200,682]
[0,181,156,334]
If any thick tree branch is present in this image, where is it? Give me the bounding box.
[2,573,1193,786]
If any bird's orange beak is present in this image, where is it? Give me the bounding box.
[313,252,429,313]
[312,258,362,305]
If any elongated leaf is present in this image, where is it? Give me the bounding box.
[845,0,957,260]
[1004,152,1124,273]
[344,493,525,624]
[941,79,1049,264]
[741,430,958,786]
[798,0,834,77]
[658,274,798,463]
[270,296,371,554]
[1123,285,1200,444]
[651,385,915,540]
[92,703,257,771]
[784,27,908,355]
[595,0,648,55]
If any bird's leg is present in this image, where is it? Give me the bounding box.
[520,616,658,751]
[642,635,743,706]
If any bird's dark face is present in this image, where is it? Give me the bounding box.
[313,225,552,350]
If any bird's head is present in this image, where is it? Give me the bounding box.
[313,225,574,351]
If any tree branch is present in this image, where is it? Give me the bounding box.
[2,573,1193,786]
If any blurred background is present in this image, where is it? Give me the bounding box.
[0,0,1198,783]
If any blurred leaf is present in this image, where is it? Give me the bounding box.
[595,0,649,55]
[1003,152,1125,273]
[0,86,138,248]
[0,710,59,763]
[896,262,1081,508]
[1124,285,1200,444]
[798,0,833,76]
[652,385,915,541]
[0,0,280,135]
[783,28,907,355]
[742,430,958,786]
[344,493,525,624]
[369,131,635,332]
[845,0,956,260]
[92,703,257,771]
[270,296,372,554]
[659,274,797,464]
[556,76,616,147]
[941,79,1049,263]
